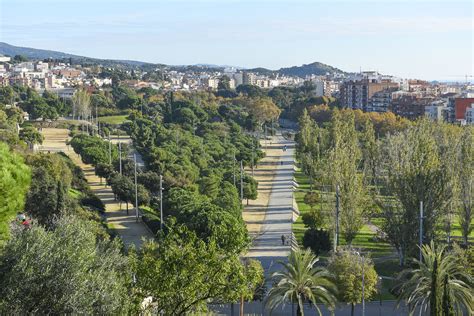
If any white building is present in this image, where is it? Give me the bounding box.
[465,106,474,125]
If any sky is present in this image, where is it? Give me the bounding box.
[0,0,472,80]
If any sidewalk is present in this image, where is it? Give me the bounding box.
[39,128,153,248]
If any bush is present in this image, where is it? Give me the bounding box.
[303,228,331,255]
[142,212,161,235]
[81,193,105,212]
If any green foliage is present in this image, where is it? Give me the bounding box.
[302,228,331,255]
[135,225,260,315]
[0,143,31,243]
[327,249,379,306]
[395,241,473,315]
[70,134,118,165]
[0,215,132,314]
[19,126,44,146]
[267,249,338,316]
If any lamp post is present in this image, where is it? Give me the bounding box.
[159,174,163,230]
[134,154,139,223]
[240,160,243,201]
[419,201,424,262]
[355,251,366,316]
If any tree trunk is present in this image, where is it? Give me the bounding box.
[126,202,129,215]
[247,198,249,205]
[240,295,244,316]
[296,304,303,316]
[351,303,355,316]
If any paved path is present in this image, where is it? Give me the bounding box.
[245,132,296,276]
[39,128,153,248]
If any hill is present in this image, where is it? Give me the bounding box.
[278,61,345,77]
[248,62,346,77]
[0,42,346,76]
[0,42,152,68]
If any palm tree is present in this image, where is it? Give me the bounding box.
[395,241,473,315]
[266,249,338,316]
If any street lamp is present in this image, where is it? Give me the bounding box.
[355,251,366,316]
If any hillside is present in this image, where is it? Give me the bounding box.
[277,62,345,77]
[0,42,346,76]
[0,42,152,68]
[248,62,346,77]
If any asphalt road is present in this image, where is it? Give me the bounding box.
[246,133,296,276]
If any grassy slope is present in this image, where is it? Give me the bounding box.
[97,115,129,125]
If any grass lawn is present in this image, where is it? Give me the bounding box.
[293,169,393,258]
[97,115,129,125]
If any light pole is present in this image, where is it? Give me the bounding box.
[134,154,139,223]
[233,152,236,186]
[240,160,243,201]
[334,185,340,252]
[419,201,424,262]
[356,251,366,316]
[159,174,163,231]
[108,132,112,165]
[118,137,122,175]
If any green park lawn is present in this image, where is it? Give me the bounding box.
[97,115,129,125]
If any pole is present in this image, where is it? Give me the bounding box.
[119,141,122,175]
[108,133,111,165]
[134,154,139,222]
[233,152,236,186]
[160,174,163,230]
[240,160,243,201]
[334,185,340,251]
[361,255,365,316]
[264,124,267,149]
[251,140,254,176]
[419,201,423,262]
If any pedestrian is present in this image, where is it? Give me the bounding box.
[281,234,286,245]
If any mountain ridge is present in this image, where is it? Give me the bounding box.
[0,42,346,77]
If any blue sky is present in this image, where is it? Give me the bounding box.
[0,0,472,80]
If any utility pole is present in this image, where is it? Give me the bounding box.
[264,124,267,149]
[240,160,243,201]
[119,141,122,175]
[134,154,139,223]
[251,140,255,176]
[419,201,424,262]
[362,255,365,316]
[334,185,340,251]
[108,132,112,165]
[160,174,163,230]
[233,152,236,186]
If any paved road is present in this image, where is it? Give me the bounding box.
[246,132,296,276]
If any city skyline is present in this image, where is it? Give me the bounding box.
[0,0,472,81]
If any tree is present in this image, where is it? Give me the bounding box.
[0,215,132,314]
[303,229,331,255]
[19,126,44,148]
[266,249,338,316]
[110,173,134,213]
[242,174,258,205]
[217,75,231,91]
[25,167,69,225]
[378,120,452,265]
[135,224,255,315]
[328,109,367,244]
[327,248,378,316]
[72,89,91,120]
[95,163,115,185]
[0,142,31,243]
[458,127,473,246]
[395,241,473,315]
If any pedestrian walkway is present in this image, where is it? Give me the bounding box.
[39,128,153,248]
[244,132,296,276]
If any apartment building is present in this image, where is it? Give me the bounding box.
[340,72,400,111]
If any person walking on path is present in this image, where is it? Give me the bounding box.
[281,234,286,245]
